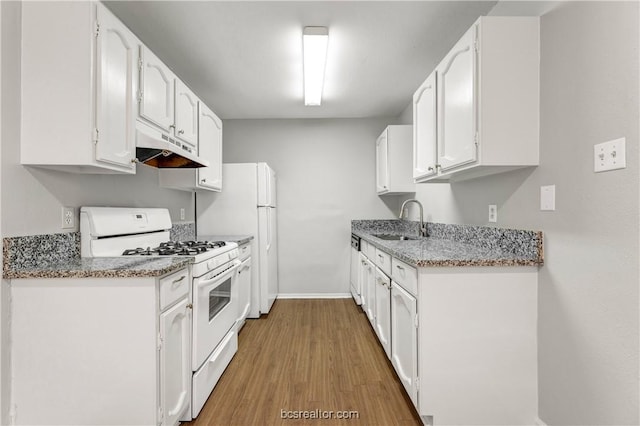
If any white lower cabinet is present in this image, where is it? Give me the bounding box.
[390,281,418,407]
[236,253,252,331]
[159,297,192,425]
[374,267,391,359]
[355,238,538,424]
[364,258,376,325]
[10,268,192,425]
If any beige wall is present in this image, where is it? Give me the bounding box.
[220,118,398,296]
[399,2,639,423]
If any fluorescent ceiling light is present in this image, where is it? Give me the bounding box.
[303,27,328,106]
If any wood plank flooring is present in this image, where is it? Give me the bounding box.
[185,298,421,426]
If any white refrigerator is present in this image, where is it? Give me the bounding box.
[197,163,278,316]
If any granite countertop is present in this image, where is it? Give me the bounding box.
[198,234,254,246]
[3,256,192,280]
[2,232,194,280]
[352,220,543,268]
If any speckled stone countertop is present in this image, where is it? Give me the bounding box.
[198,235,254,246]
[352,220,543,267]
[3,232,192,279]
[4,256,192,279]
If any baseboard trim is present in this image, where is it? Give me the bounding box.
[534,417,548,426]
[278,293,352,299]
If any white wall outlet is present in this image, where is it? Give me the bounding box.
[61,206,75,229]
[488,205,497,223]
[180,208,185,221]
[540,185,556,211]
[594,137,626,172]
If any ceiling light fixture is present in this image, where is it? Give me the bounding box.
[303,26,329,106]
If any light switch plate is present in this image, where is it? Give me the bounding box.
[540,185,555,211]
[594,137,626,172]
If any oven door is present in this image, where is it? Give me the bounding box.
[192,259,240,370]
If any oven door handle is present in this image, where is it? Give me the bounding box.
[197,260,241,290]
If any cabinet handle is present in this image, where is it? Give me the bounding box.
[178,129,185,135]
[186,303,193,310]
[131,158,139,164]
[435,164,442,169]
[172,276,186,287]
[396,265,404,270]
[201,178,207,183]
[427,166,434,172]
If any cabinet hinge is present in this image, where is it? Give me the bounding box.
[416,377,420,391]
[94,21,100,38]
[414,313,419,328]
[157,406,164,425]
[474,39,478,53]
[157,332,163,351]
[137,91,144,104]
[92,128,99,144]
[138,57,143,71]
[474,131,479,147]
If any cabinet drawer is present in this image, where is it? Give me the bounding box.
[238,242,251,261]
[367,242,377,260]
[391,257,417,296]
[375,248,392,276]
[159,268,190,311]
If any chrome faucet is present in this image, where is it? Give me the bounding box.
[399,199,427,237]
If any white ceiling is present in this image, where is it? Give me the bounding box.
[105,1,504,119]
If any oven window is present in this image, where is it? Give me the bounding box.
[209,276,231,321]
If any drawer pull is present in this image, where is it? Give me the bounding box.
[171,276,186,287]
[396,265,405,270]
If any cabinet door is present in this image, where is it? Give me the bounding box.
[138,45,175,133]
[160,297,191,425]
[365,259,376,325]
[376,131,389,193]
[437,24,477,171]
[237,257,252,325]
[95,4,136,169]
[391,282,418,407]
[374,267,391,359]
[413,71,438,180]
[174,80,199,147]
[197,102,223,191]
[358,252,368,309]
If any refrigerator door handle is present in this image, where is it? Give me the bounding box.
[266,207,272,252]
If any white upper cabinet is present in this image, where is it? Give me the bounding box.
[158,101,223,192]
[174,80,199,148]
[413,17,540,183]
[138,45,175,133]
[197,102,223,191]
[21,2,138,173]
[412,71,438,181]
[376,132,389,193]
[376,125,415,195]
[437,25,477,172]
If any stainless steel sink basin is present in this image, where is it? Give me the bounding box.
[372,234,418,241]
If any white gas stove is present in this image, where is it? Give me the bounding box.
[80,206,240,419]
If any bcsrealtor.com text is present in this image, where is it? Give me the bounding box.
[280,409,360,420]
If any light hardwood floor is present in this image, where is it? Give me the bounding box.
[186,298,421,426]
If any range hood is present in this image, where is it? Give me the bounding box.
[135,120,209,168]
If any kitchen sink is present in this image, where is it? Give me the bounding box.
[372,234,418,241]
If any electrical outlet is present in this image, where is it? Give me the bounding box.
[180,208,185,221]
[488,205,497,223]
[594,137,626,172]
[61,207,75,229]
